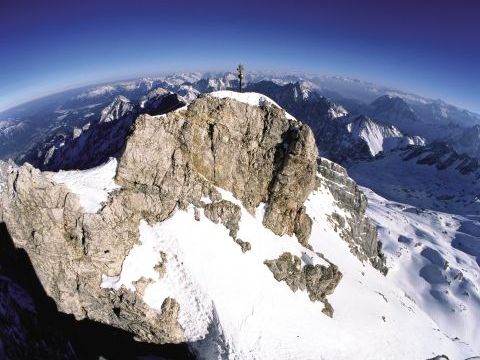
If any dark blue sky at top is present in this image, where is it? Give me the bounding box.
[1,0,479,112]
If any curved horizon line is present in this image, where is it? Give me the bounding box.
[1,69,478,117]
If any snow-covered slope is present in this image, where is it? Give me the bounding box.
[363,187,480,353]
[39,149,473,359]
[348,149,480,215]
[402,141,479,175]
[366,95,441,139]
[97,183,475,359]
[99,95,134,123]
[369,95,419,125]
[450,124,480,159]
[242,81,424,163]
[50,158,120,213]
[344,115,424,157]
[308,75,480,128]
[209,90,296,120]
[0,120,28,160]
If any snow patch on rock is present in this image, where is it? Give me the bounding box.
[50,158,120,213]
[210,91,296,120]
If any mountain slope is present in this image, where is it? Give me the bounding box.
[449,124,480,158]
[308,75,480,128]
[348,148,480,215]
[244,81,423,163]
[342,114,425,157]
[364,187,480,352]
[0,92,475,359]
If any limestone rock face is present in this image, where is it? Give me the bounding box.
[116,95,318,241]
[0,161,183,344]
[318,158,387,274]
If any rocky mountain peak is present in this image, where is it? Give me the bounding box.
[99,95,135,123]
[372,94,410,108]
[117,93,318,243]
[370,95,418,123]
[2,92,469,359]
[402,141,480,175]
[0,93,326,347]
[141,88,186,116]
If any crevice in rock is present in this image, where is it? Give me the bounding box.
[208,123,216,182]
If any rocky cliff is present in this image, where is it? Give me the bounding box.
[318,158,387,274]
[0,93,391,357]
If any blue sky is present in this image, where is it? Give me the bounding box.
[1,0,479,112]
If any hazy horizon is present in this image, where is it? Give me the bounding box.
[2,68,480,117]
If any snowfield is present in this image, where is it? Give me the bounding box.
[349,150,480,215]
[209,91,297,120]
[363,186,480,354]
[100,181,476,359]
[50,158,120,213]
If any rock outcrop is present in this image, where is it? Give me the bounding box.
[264,252,342,316]
[203,200,242,238]
[318,158,387,274]
[116,94,318,241]
[402,142,479,175]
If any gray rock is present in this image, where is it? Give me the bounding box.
[304,263,343,302]
[264,252,306,292]
[204,200,241,239]
[318,158,388,274]
[117,96,318,244]
[293,206,313,248]
[235,238,251,253]
[264,252,342,316]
